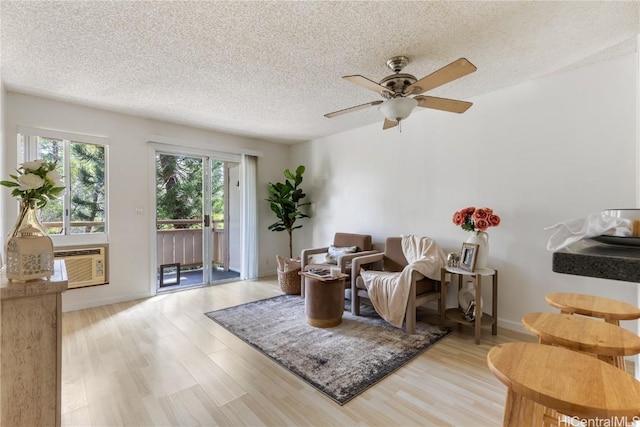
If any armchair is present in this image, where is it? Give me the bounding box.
[300,232,377,297]
[352,237,444,334]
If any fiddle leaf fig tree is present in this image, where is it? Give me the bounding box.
[267,165,310,258]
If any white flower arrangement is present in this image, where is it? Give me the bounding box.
[1,159,65,208]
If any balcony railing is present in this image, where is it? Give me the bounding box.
[43,219,228,271]
[156,219,227,270]
[42,221,105,233]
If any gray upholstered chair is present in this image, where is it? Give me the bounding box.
[300,232,377,297]
[351,237,444,334]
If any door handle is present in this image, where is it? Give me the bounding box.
[204,215,210,227]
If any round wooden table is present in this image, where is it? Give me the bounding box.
[545,292,640,326]
[522,312,640,371]
[487,342,640,425]
[300,272,347,328]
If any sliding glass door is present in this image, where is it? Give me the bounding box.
[155,152,240,291]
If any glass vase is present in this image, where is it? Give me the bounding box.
[5,199,49,254]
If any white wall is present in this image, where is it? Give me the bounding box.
[292,53,639,333]
[3,92,291,311]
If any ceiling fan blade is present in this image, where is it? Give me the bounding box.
[383,118,398,130]
[343,75,394,95]
[415,95,473,113]
[324,100,383,118]
[405,58,477,95]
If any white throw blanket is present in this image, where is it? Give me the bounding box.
[545,212,631,251]
[360,235,446,328]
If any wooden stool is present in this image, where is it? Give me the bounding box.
[487,342,640,426]
[545,292,640,326]
[522,312,640,372]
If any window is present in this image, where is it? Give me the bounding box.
[18,128,108,235]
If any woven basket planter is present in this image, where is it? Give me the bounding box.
[277,268,301,295]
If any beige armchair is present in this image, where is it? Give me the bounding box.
[351,237,444,334]
[300,232,377,297]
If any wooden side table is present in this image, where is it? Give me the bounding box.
[522,312,640,371]
[1,260,68,427]
[441,267,498,344]
[299,272,347,328]
[488,342,640,425]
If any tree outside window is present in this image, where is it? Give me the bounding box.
[20,133,107,235]
[156,154,225,229]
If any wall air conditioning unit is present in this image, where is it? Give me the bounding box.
[53,245,108,289]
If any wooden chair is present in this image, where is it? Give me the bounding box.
[351,237,443,334]
[522,312,640,372]
[488,342,640,427]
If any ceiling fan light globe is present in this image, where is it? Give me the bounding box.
[379,97,418,122]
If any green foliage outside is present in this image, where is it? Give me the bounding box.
[70,143,106,233]
[36,138,106,234]
[155,154,225,230]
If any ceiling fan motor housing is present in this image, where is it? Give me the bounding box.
[379,73,417,98]
[380,56,416,97]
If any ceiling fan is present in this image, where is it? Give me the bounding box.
[324,56,477,131]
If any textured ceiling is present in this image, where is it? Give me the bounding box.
[1,1,638,144]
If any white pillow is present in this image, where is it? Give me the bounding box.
[308,253,329,264]
[325,245,357,264]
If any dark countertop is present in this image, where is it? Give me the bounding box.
[552,239,640,283]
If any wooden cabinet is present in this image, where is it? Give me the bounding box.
[1,260,67,427]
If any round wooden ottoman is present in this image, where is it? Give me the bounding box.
[300,272,346,328]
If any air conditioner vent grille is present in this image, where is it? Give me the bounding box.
[55,249,102,257]
[65,258,95,283]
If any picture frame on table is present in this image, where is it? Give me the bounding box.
[459,243,478,272]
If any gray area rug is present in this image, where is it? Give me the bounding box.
[205,295,450,405]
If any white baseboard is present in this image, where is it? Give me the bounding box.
[259,268,278,277]
[62,291,151,313]
[497,317,528,334]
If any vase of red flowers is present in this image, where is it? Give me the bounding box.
[452,207,501,270]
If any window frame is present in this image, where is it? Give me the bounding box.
[17,126,109,240]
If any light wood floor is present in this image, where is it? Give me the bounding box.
[61,276,535,427]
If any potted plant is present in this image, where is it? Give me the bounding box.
[266,165,310,294]
[267,165,310,257]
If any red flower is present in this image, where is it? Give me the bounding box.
[475,218,489,231]
[452,211,465,226]
[461,206,476,217]
[452,206,501,233]
[472,208,490,221]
